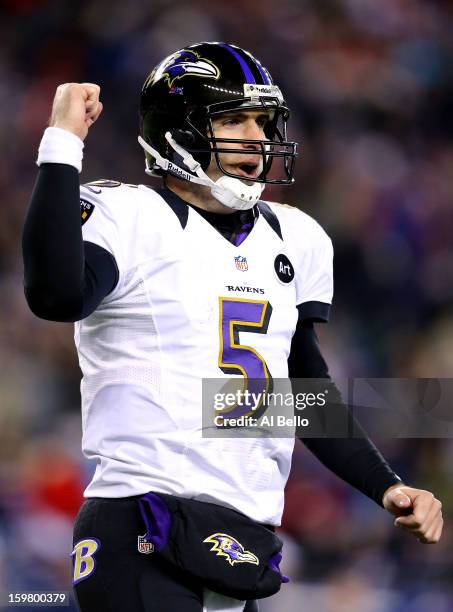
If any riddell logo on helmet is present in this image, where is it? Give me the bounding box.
[244,84,283,102]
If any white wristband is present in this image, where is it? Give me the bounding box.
[37,127,84,173]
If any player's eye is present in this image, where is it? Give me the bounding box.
[222,117,240,126]
[256,117,269,128]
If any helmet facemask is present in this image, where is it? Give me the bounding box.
[177,96,297,186]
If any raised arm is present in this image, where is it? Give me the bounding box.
[22,84,117,322]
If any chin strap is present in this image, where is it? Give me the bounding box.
[137,132,264,211]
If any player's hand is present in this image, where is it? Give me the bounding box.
[383,484,443,543]
[49,83,103,141]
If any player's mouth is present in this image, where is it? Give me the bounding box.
[234,162,260,179]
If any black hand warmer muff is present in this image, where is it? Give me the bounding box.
[138,492,288,600]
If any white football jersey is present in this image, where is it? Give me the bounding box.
[75,181,333,525]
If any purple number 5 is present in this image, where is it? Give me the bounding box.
[218,297,273,419]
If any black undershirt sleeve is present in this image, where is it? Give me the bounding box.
[22,163,118,322]
[289,313,402,507]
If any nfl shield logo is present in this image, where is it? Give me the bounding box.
[234,255,248,272]
[138,534,154,554]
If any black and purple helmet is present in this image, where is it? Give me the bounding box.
[139,42,298,184]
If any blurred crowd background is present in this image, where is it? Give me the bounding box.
[1,0,452,610]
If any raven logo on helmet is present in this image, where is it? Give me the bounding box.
[145,50,220,89]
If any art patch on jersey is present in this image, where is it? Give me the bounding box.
[274,254,294,284]
[80,199,95,225]
[71,538,100,585]
[145,49,221,89]
[203,533,259,566]
[137,534,154,554]
[234,255,248,272]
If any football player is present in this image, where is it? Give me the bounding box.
[22,43,443,612]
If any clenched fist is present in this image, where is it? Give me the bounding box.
[49,83,103,141]
[383,484,443,543]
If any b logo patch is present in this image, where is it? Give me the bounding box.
[71,538,100,585]
[80,199,95,225]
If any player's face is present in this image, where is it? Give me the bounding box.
[206,110,270,184]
